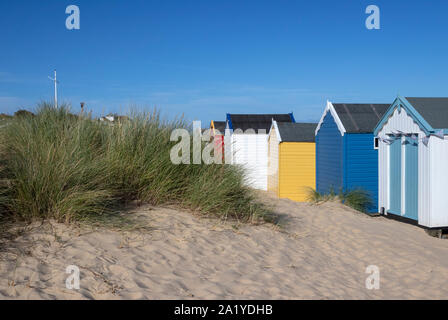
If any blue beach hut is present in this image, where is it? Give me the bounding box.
[315,101,389,212]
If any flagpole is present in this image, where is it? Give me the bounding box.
[54,70,58,108]
[48,69,58,108]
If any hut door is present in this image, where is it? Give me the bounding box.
[389,136,402,215]
[404,136,418,221]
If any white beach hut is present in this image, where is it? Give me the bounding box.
[224,113,295,190]
[374,96,448,228]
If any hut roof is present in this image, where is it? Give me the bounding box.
[405,97,448,129]
[276,122,317,142]
[332,103,390,133]
[227,113,294,133]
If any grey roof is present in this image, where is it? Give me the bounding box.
[276,122,317,142]
[229,114,293,132]
[212,121,226,132]
[405,97,448,129]
[332,103,390,133]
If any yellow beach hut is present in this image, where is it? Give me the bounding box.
[268,121,317,202]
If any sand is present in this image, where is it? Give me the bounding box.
[1,193,448,300]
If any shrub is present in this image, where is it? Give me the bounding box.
[14,109,34,118]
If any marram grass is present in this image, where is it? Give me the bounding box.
[0,103,267,224]
[305,187,373,213]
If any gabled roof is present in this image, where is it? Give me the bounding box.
[332,103,390,133]
[275,122,317,142]
[316,101,389,135]
[374,96,448,136]
[405,98,448,129]
[227,113,294,132]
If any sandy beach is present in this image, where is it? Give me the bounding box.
[1,192,448,300]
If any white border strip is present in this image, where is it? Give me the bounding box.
[271,119,282,142]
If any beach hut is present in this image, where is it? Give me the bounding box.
[267,121,317,201]
[225,113,295,190]
[373,97,448,228]
[315,101,390,212]
[210,120,226,159]
[210,120,226,135]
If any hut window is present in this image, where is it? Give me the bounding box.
[374,137,379,149]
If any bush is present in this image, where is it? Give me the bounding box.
[0,103,267,223]
[14,109,34,118]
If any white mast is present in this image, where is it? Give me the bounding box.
[48,70,58,108]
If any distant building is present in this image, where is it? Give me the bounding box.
[100,114,115,122]
[99,114,129,123]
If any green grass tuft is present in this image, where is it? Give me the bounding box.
[305,187,324,203]
[338,188,373,213]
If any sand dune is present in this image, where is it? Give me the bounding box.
[1,193,448,299]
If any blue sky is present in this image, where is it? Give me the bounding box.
[1,0,447,124]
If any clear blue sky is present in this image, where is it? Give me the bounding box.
[1,0,447,124]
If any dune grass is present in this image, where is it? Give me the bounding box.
[0,103,267,224]
[339,188,373,213]
[306,187,373,213]
[304,187,326,203]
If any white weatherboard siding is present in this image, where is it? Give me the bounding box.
[430,136,448,227]
[377,108,431,226]
[419,135,431,227]
[230,134,268,190]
